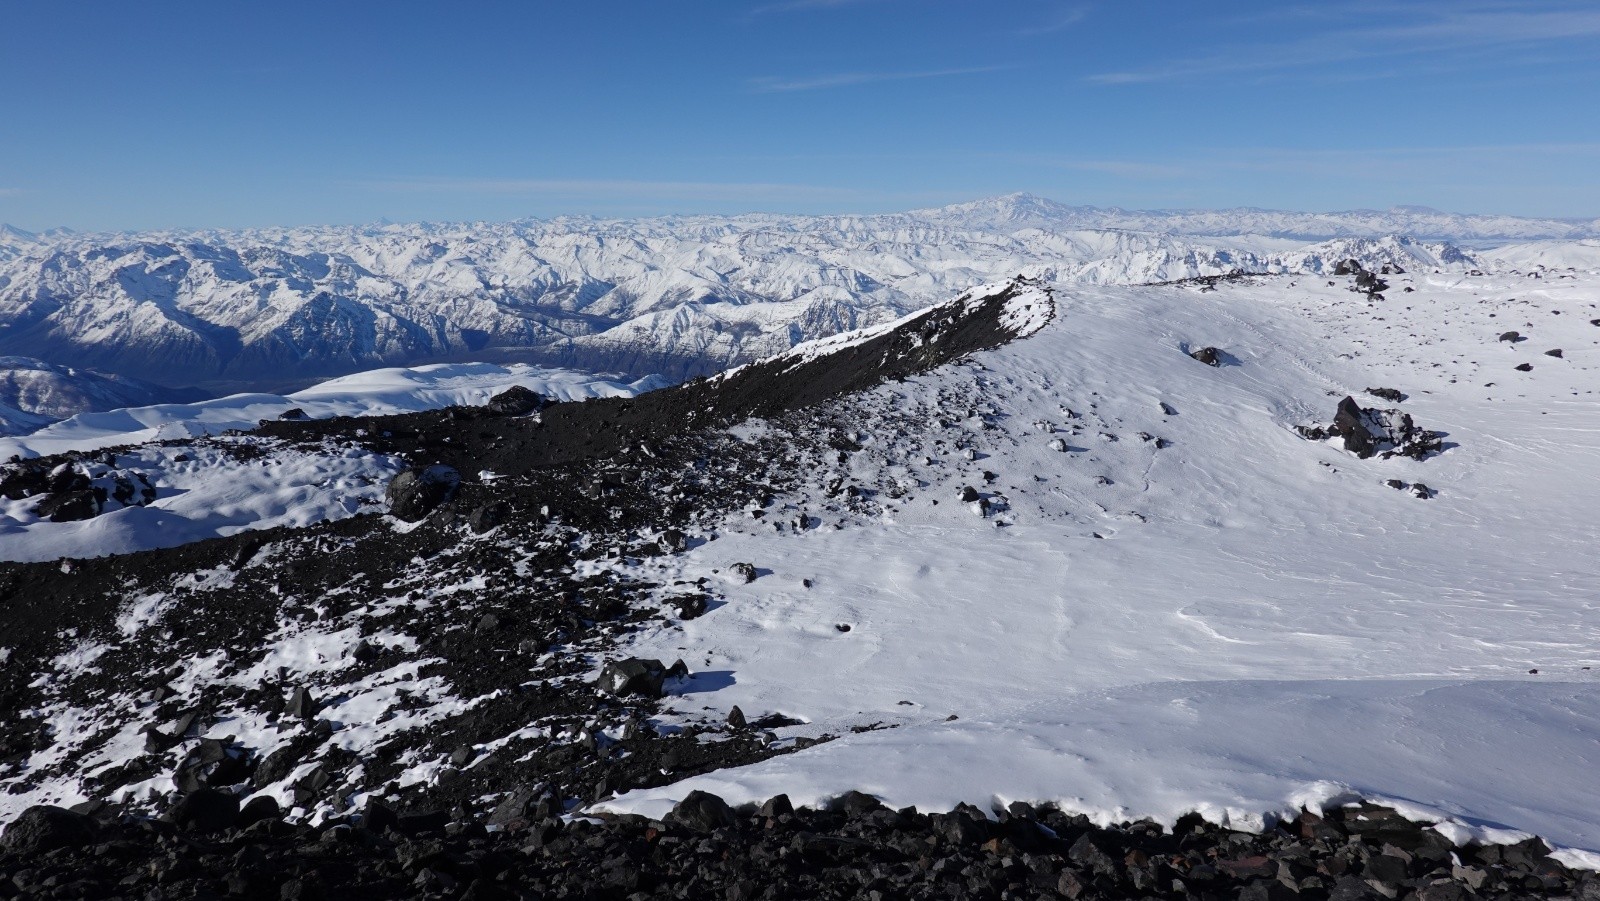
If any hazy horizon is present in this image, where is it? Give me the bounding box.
[5,1,1600,231]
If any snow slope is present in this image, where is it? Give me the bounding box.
[0,362,658,561]
[594,269,1600,862]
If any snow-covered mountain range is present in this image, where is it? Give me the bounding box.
[0,196,1562,409]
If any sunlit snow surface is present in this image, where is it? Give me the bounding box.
[596,266,1600,864]
[0,363,658,561]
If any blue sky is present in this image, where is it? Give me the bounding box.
[2,1,1598,230]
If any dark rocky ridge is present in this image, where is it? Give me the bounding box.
[0,282,1054,877]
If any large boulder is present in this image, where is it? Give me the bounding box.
[385,464,461,522]
[484,385,544,416]
[1,805,97,853]
[597,658,667,697]
[667,791,736,833]
[166,787,240,833]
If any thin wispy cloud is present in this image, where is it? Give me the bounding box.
[752,65,1007,93]
[1090,3,1600,84]
[1018,5,1090,36]
[359,177,859,203]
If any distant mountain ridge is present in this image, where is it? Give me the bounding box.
[0,195,1586,419]
[910,194,1600,243]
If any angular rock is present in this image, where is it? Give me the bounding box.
[466,500,511,533]
[385,464,461,522]
[167,787,240,833]
[484,385,544,416]
[286,686,317,720]
[597,658,667,698]
[1190,346,1222,367]
[35,489,101,522]
[668,790,736,833]
[0,805,96,854]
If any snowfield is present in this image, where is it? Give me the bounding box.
[592,267,1600,864]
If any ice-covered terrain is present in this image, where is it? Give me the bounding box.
[0,196,1505,399]
[0,362,657,561]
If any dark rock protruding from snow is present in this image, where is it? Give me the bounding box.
[0,806,96,854]
[484,385,544,416]
[1302,396,1443,460]
[34,489,100,522]
[597,658,667,698]
[385,464,461,521]
[730,561,758,583]
[1499,331,1523,342]
[1189,346,1222,367]
[1333,259,1363,276]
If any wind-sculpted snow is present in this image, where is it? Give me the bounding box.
[0,196,1493,395]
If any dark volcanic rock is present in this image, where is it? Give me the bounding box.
[597,657,667,697]
[1333,395,1378,458]
[466,500,511,533]
[484,385,544,416]
[385,463,461,521]
[1515,362,1533,372]
[0,805,95,854]
[1499,330,1522,342]
[1366,386,1405,402]
[1323,396,1443,460]
[34,488,102,522]
[667,790,736,833]
[166,787,239,833]
[1189,346,1222,367]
